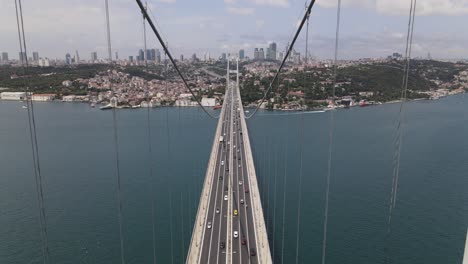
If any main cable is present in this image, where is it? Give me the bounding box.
[134,0,217,119]
[321,1,342,264]
[245,0,317,119]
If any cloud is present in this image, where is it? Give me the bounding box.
[226,7,255,15]
[252,0,290,8]
[224,0,237,4]
[156,0,176,3]
[316,0,468,16]
[377,0,468,16]
[255,19,265,30]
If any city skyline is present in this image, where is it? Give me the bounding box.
[0,0,467,60]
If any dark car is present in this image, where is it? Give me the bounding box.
[250,248,256,256]
[245,188,249,193]
[220,242,225,249]
[241,237,247,245]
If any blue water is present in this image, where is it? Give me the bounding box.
[1,95,467,263]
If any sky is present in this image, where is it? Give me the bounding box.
[0,0,467,61]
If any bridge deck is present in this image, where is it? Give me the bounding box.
[187,77,271,263]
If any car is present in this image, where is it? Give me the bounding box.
[220,242,225,249]
[207,222,212,229]
[221,161,224,166]
[240,199,244,204]
[224,195,228,201]
[250,248,256,256]
[216,208,220,214]
[234,209,238,216]
[241,237,247,245]
[238,157,241,161]
[239,181,243,185]
[238,164,241,167]
[233,145,236,148]
[219,176,223,180]
[233,231,239,238]
[245,188,249,193]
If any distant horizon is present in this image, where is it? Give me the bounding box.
[1,0,467,61]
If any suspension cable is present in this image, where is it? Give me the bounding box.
[141,3,158,263]
[134,0,218,119]
[322,1,342,264]
[104,1,125,263]
[245,0,317,119]
[15,1,51,263]
[280,119,290,264]
[387,1,417,255]
[295,7,310,261]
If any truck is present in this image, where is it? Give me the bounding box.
[219,136,224,142]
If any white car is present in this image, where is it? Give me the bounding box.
[239,181,243,185]
[233,231,239,238]
[221,161,224,166]
[224,195,228,201]
[240,199,244,204]
[207,222,212,229]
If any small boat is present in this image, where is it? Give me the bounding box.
[213,105,222,110]
[22,105,28,109]
[100,104,113,110]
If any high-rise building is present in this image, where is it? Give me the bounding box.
[180,54,184,61]
[91,52,98,61]
[156,49,161,63]
[139,49,145,61]
[65,53,72,64]
[1,52,8,62]
[32,52,39,61]
[192,53,198,61]
[259,48,265,60]
[75,50,80,64]
[19,52,26,62]
[150,49,156,61]
[115,51,118,60]
[129,56,134,62]
[221,53,227,61]
[239,49,245,60]
[268,42,277,60]
[254,48,259,60]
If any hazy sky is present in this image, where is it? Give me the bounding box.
[1,0,467,60]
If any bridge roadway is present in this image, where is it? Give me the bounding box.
[187,79,271,263]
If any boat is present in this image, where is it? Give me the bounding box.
[22,105,28,109]
[213,105,222,110]
[99,104,113,110]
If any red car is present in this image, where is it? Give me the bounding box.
[241,237,247,245]
[245,188,249,193]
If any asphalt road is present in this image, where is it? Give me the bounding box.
[198,83,259,263]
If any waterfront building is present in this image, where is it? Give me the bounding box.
[0,92,27,100]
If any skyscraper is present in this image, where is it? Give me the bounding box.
[129,56,134,62]
[19,52,26,62]
[139,49,145,61]
[259,48,265,60]
[180,54,184,61]
[239,49,245,60]
[32,52,39,61]
[150,49,156,61]
[115,51,118,60]
[91,52,98,61]
[268,42,277,60]
[75,50,80,64]
[221,53,227,61]
[1,52,8,62]
[254,48,259,60]
[65,53,72,64]
[156,49,161,63]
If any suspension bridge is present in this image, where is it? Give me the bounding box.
[9,0,467,263]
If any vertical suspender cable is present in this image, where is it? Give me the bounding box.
[15,1,51,263]
[104,1,125,263]
[281,118,290,264]
[163,47,175,264]
[141,3,158,263]
[295,5,311,262]
[386,2,417,262]
[322,1,341,264]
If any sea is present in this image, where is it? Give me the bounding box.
[0,94,467,264]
